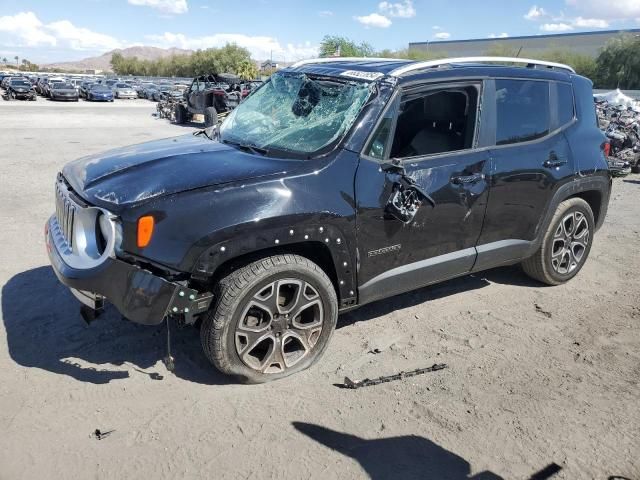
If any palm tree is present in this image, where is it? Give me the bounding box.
[1,57,7,65]
[237,60,258,81]
[14,55,19,67]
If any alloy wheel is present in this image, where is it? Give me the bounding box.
[235,279,324,374]
[550,211,589,274]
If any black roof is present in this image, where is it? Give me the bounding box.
[288,58,573,84]
[289,59,413,76]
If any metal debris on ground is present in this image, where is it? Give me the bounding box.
[92,429,114,440]
[595,91,640,176]
[340,363,447,389]
[162,316,175,373]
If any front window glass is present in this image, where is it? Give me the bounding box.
[387,86,480,158]
[365,96,399,160]
[220,72,372,156]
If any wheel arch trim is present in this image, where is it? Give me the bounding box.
[192,224,357,308]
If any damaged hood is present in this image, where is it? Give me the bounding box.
[62,134,295,211]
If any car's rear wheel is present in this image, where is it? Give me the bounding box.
[174,104,187,124]
[200,254,338,383]
[522,198,594,285]
[204,106,217,127]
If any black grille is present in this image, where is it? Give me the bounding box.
[55,181,76,249]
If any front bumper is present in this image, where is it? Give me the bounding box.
[52,95,78,101]
[45,215,211,325]
[13,91,35,99]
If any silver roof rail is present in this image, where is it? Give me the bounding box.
[290,57,406,68]
[388,56,575,76]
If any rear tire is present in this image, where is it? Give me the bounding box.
[521,198,594,285]
[632,163,640,174]
[200,254,338,383]
[204,106,218,127]
[174,104,187,124]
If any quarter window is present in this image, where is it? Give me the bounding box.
[556,82,575,127]
[495,79,550,146]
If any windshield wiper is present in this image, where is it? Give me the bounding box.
[193,129,212,140]
[193,124,219,141]
[222,139,269,156]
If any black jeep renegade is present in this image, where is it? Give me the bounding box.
[46,57,611,383]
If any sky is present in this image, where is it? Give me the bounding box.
[1,0,639,64]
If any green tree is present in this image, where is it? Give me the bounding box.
[319,35,376,57]
[110,43,253,77]
[378,47,446,61]
[537,48,597,80]
[237,59,258,80]
[594,34,640,89]
[484,43,522,57]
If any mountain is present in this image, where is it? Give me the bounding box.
[43,46,194,72]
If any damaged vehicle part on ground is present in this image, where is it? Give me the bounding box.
[596,99,640,175]
[46,57,611,383]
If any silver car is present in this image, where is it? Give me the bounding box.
[112,83,137,99]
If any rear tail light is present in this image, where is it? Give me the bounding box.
[137,215,154,248]
[602,142,611,157]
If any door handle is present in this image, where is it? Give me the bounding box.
[451,173,485,185]
[543,152,568,169]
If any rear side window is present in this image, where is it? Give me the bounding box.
[556,82,575,127]
[495,79,550,146]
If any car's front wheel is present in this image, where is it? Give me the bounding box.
[522,197,595,285]
[201,254,338,383]
[204,106,217,127]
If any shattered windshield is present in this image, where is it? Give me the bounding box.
[219,72,372,156]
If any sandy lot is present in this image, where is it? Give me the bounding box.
[0,98,638,480]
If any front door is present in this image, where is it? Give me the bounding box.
[355,81,491,304]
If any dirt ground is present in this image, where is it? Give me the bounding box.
[0,99,638,480]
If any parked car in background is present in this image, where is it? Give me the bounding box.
[79,82,95,98]
[35,77,48,95]
[5,78,37,100]
[112,83,137,99]
[150,84,174,101]
[86,84,114,102]
[134,82,153,98]
[42,77,66,97]
[140,84,159,99]
[49,82,79,102]
[1,75,24,89]
[68,79,83,94]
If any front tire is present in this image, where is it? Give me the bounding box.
[522,198,595,285]
[200,254,338,383]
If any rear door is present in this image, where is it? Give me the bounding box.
[474,79,576,270]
